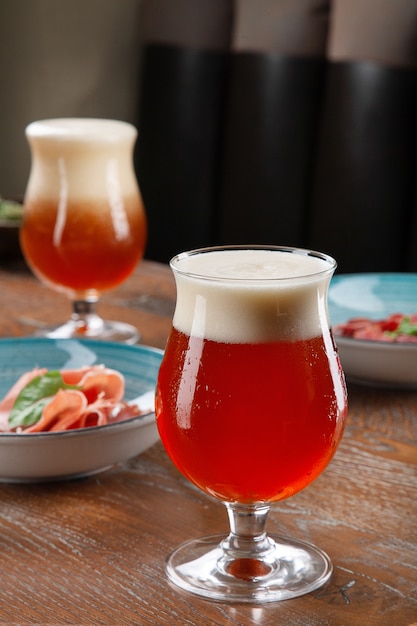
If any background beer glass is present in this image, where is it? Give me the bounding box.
[156,245,347,602]
[20,118,147,343]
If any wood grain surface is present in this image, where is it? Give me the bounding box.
[0,259,415,625]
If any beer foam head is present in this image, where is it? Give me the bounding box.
[171,248,336,343]
[26,118,136,143]
[25,118,138,200]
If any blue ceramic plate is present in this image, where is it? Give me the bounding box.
[329,273,417,388]
[0,338,163,482]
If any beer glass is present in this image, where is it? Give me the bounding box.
[20,118,147,343]
[156,245,347,602]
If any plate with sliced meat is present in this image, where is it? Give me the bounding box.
[328,273,417,388]
[0,337,163,481]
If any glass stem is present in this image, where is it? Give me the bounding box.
[71,298,104,332]
[219,502,277,580]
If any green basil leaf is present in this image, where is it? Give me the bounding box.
[8,370,80,429]
[397,317,417,336]
[9,397,52,429]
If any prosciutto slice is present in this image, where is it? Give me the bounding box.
[0,365,143,433]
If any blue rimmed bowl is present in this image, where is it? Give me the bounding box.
[329,273,417,389]
[0,338,163,482]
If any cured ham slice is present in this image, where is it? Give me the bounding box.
[25,388,88,433]
[61,366,124,405]
[0,365,145,433]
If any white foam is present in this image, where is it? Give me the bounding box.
[172,249,335,343]
[25,118,139,200]
[26,118,136,142]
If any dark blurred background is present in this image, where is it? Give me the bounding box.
[1,0,417,272]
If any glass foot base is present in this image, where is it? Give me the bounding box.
[34,319,140,345]
[166,533,332,603]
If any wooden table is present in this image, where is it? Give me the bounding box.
[0,258,416,625]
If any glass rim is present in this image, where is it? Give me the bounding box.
[170,245,337,282]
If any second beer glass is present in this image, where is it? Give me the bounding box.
[20,118,147,343]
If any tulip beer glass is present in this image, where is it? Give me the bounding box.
[20,118,147,343]
[156,245,347,602]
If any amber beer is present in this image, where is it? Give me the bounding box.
[20,119,147,298]
[156,248,347,504]
[21,196,146,294]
